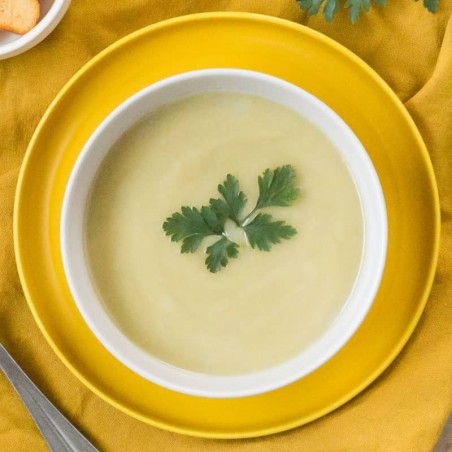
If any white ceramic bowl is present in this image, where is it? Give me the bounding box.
[0,0,70,60]
[61,69,387,398]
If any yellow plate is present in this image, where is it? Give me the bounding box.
[14,13,440,438]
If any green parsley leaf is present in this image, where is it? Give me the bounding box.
[297,0,340,20]
[345,0,370,23]
[419,0,439,12]
[209,174,247,224]
[243,213,297,252]
[296,0,436,22]
[256,165,300,209]
[297,0,324,15]
[199,206,224,233]
[205,237,240,273]
[162,206,222,253]
[323,0,340,21]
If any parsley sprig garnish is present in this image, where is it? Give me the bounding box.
[163,165,300,273]
[297,0,439,23]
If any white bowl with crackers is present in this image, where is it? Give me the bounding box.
[0,0,70,59]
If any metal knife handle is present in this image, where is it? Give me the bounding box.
[0,344,98,452]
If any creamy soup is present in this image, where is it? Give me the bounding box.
[86,93,363,375]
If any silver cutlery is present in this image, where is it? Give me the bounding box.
[0,343,98,452]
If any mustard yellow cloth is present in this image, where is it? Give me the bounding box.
[1,1,452,450]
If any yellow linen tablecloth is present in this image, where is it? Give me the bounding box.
[1,1,452,450]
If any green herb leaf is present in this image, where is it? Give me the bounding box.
[420,0,439,12]
[296,0,435,22]
[323,0,340,20]
[243,213,297,252]
[205,237,240,273]
[296,0,325,15]
[162,206,222,253]
[256,165,300,209]
[345,0,372,22]
[210,174,247,224]
[199,206,224,233]
[297,0,340,22]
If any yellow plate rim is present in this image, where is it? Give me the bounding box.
[14,12,441,439]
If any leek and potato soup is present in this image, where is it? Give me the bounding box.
[85,93,363,375]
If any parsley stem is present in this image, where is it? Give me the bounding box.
[240,206,259,227]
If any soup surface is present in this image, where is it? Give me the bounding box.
[86,92,363,375]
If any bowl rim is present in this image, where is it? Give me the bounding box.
[0,0,71,60]
[60,68,388,399]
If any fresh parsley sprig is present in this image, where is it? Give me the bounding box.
[162,165,300,273]
[297,0,439,23]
